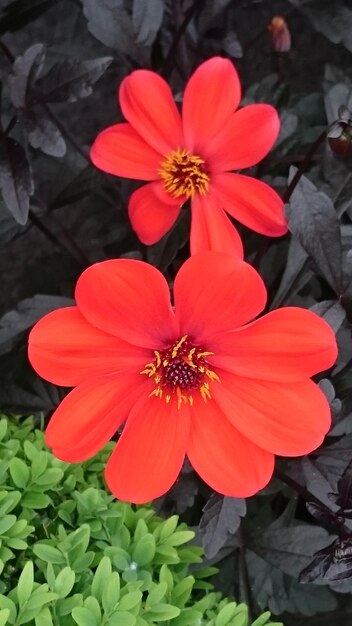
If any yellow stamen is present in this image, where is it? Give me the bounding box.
[159,149,210,199]
[142,336,220,409]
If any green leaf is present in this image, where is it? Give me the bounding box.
[102,572,120,615]
[0,419,7,442]
[91,556,112,601]
[0,609,9,626]
[118,590,142,612]
[35,607,53,626]
[146,583,168,608]
[0,515,16,536]
[252,613,278,626]
[32,544,64,564]
[108,612,136,626]
[171,577,194,607]
[146,604,181,621]
[72,607,98,626]
[164,530,195,547]
[53,566,75,598]
[0,596,16,623]
[83,597,101,623]
[21,492,51,509]
[17,561,34,607]
[132,535,156,566]
[9,458,29,488]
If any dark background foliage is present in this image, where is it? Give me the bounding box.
[1,0,352,623]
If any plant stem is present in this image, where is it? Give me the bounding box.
[283,129,327,203]
[29,210,84,266]
[41,102,90,165]
[238,522,253,621]
[160,0,204,79]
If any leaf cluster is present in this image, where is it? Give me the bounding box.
[0,415,281,626]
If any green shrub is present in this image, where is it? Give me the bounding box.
[0,416,283,626]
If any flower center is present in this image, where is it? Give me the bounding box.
[141,335,220,409]
[159,149,210,199]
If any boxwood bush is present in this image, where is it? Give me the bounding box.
[0,416,282,626]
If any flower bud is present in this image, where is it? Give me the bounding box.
[328,105,352,158]
[268,16,291,53]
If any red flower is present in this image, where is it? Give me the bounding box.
[90,57,287,256]
[28,253,337,503]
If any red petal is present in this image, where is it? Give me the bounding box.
[119,70,183,154]
[183,57,241,152]
[187,395,274,497]
[90,123,162,180]
[105,396,190,503]
[129,182,182,245]
[190,193,243,257]
[210,308,338,381]
[28,307,149,386]
[213,371,331,456]
[75,260,177,350]
[46,372,147,462]
[212,173,287,236]
[173,252,267,345]
[206,104,280,171]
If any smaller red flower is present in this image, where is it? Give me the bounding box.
[91,57,287,256]
[28,253,337,504]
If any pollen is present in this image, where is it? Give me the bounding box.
[159,149,210,199]
[141,335,220,409]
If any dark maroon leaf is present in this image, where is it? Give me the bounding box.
[247,549,337,615]
[82,0,134,51]
[199,493,246,559]
[310,300,346,333]
[269,237,310,309]
[0,137,33,225]
[132,0,164,46]
[8,43,45,108]
[306,502,342,531]
[0,0,60,35]
[300,537,352,583]
[286,169,343,294]
[36,57,113,103]
[0,294,74,355]
[250,524,331,577]
[23,111,66,158]
[330,458,352,516]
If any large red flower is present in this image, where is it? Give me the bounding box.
[28,253,337,503]
[90,57,287,256]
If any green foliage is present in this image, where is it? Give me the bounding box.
[0,416,283,626]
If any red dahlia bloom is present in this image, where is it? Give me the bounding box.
[90,57,287,256]
[28,253,337,503]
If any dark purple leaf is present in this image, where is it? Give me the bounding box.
[250,524,331,577]
[24,112,66,158]
[247,549,337,616]
[8,43,45,108]
[82,0,134,51]
[36,57,113,103]
[0,294,74,355]
[310,300,346,333]
[306,502,341,530]
[286,169,343,294]
[300,537,352,583]
[0,0,60,35]
[269,237,310,309]
[199,493,246,559]
[132,0,164,46]
[0,137,33,225]
[330,458,352,515]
